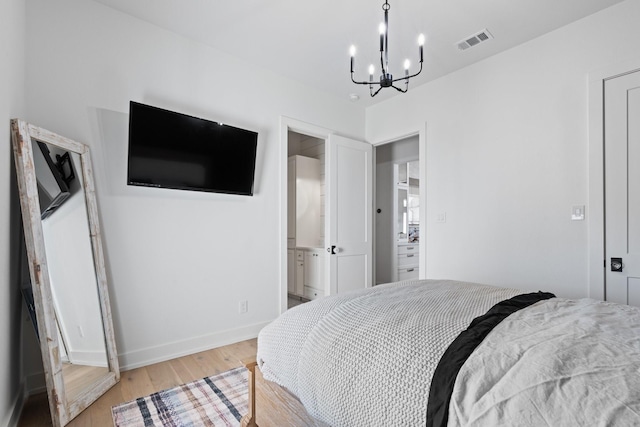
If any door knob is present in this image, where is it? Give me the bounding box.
[328,245,341,255]
[611,257,623,272]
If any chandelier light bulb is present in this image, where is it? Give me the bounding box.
[418,34,425,63]
[350,45,356,73]
[404,59,411,70]
[369,64,375,76]
[379,23,386,52]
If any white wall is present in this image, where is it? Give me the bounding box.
[1,0,27,424]
[367,0,640,299]
[24,0,365,371]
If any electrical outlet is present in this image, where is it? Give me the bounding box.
[239,300,248,314]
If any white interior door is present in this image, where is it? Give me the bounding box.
[326,134,373,295]
[604,69,640,307]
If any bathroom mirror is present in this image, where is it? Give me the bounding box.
[11,119,119,426]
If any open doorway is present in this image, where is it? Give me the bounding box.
[280,117,377,313]
[287,130,326,309]
[375,135,420,285]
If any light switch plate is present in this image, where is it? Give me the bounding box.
[436,212,447,223]
[571,205,585,221]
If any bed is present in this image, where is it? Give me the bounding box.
[241,279,640,426]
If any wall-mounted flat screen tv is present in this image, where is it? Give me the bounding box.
[33,141,71,220]
[127,101,258,196]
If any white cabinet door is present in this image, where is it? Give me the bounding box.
[326,135,373,295]
[295,156,321,248]
[295,252,305,297]
[287,157,295,239]
[303,249,325,300]
[605,69,640,307]
[288,156,322,248]
[304,250,315,288]
[287,249,295,294]
[304,249,325,290]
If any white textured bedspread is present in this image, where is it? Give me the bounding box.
[449,297,640,426]
[257,279,523,426]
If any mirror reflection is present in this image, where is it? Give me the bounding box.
[13,119,119,426]
[395,160,420,242]
[31,140,109,404]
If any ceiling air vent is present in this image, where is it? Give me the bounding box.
[456,29,493,51]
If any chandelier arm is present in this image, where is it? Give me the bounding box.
[390,63,423,83]
[391,84,408,93]
[350,62,421,87]
[351,73,382,86]
[370,86,383,97]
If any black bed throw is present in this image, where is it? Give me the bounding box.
[425,291,555,427]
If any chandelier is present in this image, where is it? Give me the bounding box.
[350,0,425,97]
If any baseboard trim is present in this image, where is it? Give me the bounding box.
[67,350,108,368]
[118,321,268,371]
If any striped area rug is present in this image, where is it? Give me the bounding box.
[112,367,248,427]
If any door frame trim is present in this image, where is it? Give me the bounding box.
[370,123,427,281]
[279,116,334,314]
[588,58,640,301]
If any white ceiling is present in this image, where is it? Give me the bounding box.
[91,0,624,107]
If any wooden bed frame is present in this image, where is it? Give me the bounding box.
[240,357,328,427]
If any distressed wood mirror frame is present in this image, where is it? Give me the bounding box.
[11,119,119,426]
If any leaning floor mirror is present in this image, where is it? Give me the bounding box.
[11,119,119,426]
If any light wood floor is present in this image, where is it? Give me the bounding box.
[62,363,110,406]
[18,338,257,426]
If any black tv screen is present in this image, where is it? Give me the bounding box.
[33,141,71,219]
[127,101,258,196]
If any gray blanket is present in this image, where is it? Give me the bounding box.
[257,279,522,426]
[449,297,640,426]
